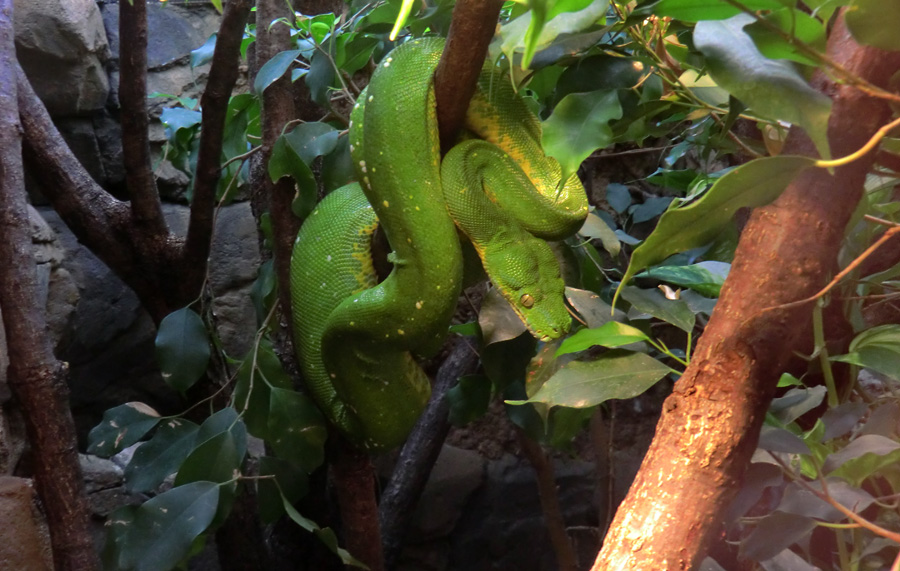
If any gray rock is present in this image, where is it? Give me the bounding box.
[100,1,220,109]
[79,453,124,494]
[408,445,485,541]
[445,453,598,571]
[37,201,260,438]
[14,0,110,117]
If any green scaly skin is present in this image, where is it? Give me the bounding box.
[290,37,588,450]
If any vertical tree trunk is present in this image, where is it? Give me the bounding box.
[0,2,98,569]
[593,16,900,570]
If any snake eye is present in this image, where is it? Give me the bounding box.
[520,293,535,308]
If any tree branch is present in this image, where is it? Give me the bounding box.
[256,0,300,328]
[379,338,480,569]
[118,0,167,237]
[592,13,900,570]
[0,3,97,568]
[434,0,504,153]
[182,0,253,290]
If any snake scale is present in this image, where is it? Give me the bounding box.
[290,37,588,450]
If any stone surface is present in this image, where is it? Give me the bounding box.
[14,0,110,117]
[0,207,75,474]
[0,477,53,570]
[446,453,598,571]
[37,201,260,440]
[79,453,142,517]
[395,448,599,571]
[100,1,220,109]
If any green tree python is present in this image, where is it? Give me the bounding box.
[290,37,588,450]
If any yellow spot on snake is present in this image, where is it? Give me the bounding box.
[368,95,374,102]
[416,301,423,309]
[398,329,405,335]
[383,200,390,207]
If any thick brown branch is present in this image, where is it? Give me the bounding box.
[434,0,503,153]
[182,0,254,291]
[119,0,166,236]
[0,3,97,568]
[593,14,900,570]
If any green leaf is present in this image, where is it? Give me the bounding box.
[542,89,623,183]
[258,456,308,525]
[845,0,900,50]
[209,0,222,13]
[87,402,161,457]
[281,494,368,568]
[284,122,339,166]
[507,352,671,408]
[651,0,786,21]
[253,49,301,95]
[447,374,492,426]
[190,34,217,69]
[321,134,354,193]
[694,15,832,158]
[832,324,900,381]
[267,388,328,473]
[498,0,609,69]
[155,307,210,392]
[565,287,626,328]
[234,340,293,438]
[826,435,900,485]
[175,411,247,487]
[621,286,696,333]
[119,482,219,571]
[307,51,336,108]
[578,213,620,257]
[268,134,318,220]
[482,332,537,390]
[553,56,646,105]
[479,287,528,345]
[546,406,595,451]
[125,418,200,493]
[556,321,651,356]
[744,8,827,66]
[615,156,815,305]
[449,321,480,337]
[636,261,730,298]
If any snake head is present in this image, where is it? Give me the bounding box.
[484,239,571,341]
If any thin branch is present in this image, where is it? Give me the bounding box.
[517,427,580,571]
[183,0,254,286]
[119,0,167,236]
[379,338,480,569]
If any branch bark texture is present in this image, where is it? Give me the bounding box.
[434,0,504,153]
[379,338,479,569]
[593,15,900,570]
[0,2,97,568]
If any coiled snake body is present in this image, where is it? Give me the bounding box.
[290,38,588,450]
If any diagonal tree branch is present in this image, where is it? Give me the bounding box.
[119,0,167,237]
[592,13,900,569]
[0,2,97,568]
[17,65,132,264]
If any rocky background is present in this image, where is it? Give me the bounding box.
[0,2,662,569]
